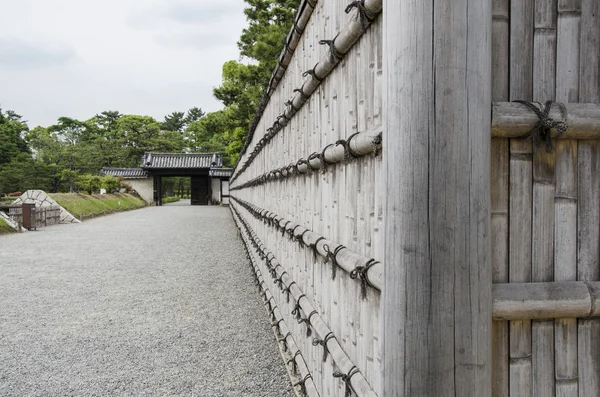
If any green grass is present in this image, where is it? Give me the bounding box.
[0,218,15,235]
[49,193,147,219]
[0,196,18,206]
[162,196,181,204]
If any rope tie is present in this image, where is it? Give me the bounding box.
[302,64,324,82]
[296,158,310,173]
[293,374,312,395]
[271,318,284,334]
[350,259,379,299]
[372,131,383,156]
[283,286,292,303]
[324,244,346,280]
[282,220,293,236]
[278,332,291,352]
[287,350,302,375]
[297,317,313,337]
[275,274,286,290]
[345,132,362,158]
[269,305,277,321]
[319,35,343,63]
[289,225,302,239]
[285,99,300,112]
[513,100,568,152]
[345,0,377,30]
[284,281,297,303]
[297,229,310,247]
[267,296,275,311]
[293,87,310,101]
[310,236,326,262]
[288,162,298,175]
[307,152,322,169]
[277,114,289,125]
[292,294,306,320]
[320,143,336,168]
[333,366,360,397]
[312,332,336,362]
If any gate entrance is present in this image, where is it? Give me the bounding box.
[100,153,232,206]
[142,152,230,206]
[190,175,211,205]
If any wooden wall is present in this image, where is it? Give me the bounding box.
[230,1,383,396]
[230,0,599,396]
[492,0,600,396]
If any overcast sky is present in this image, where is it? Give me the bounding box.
[0,0,247,128]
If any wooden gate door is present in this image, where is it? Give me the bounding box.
[191,176,210,205]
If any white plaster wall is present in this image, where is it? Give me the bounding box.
[211,178,221,204]
[129,178,154,204]
[222,181,230,205]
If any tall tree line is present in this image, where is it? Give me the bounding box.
[0,0,300,194]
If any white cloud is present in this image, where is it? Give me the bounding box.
[0,0,247,128]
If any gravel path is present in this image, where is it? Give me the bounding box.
[0,206,293,397]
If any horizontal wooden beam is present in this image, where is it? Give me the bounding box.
[231,206,377,397]
[492,102,600,139]
[493,281,600,320]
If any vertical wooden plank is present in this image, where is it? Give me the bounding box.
[491,1,510,395]
[577,1,600,395]
[509,0,534,396]
[383,0,492,395]
[555,2,581,396]
[532,1,557,395]
[554,141,579,397]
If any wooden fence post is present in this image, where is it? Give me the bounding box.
[383,0,492,395]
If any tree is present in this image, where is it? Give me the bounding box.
[162,111,186,132]
[209,0,300,163]
[0,108,30,165]
[185,107,205,124]
[186,109,235,156]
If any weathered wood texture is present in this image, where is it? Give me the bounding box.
[230,1,384,396]
[491,0,600,396]
[229,0,600,395]
[383,0,492,396]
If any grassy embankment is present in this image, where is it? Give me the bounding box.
[0,218,15,235]
[50,193,147,219]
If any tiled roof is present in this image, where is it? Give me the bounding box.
[141,152,223,169]
[209,168,233,178]
[99,168,148,179]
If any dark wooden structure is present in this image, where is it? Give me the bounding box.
[142,152,225,206]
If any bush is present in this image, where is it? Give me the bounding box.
[77,175,102,195]
[101,175,121,193]
[162,196,181,204]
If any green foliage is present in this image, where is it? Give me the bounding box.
[0,152,56,195]
[0,108,30,166]
[162,111,186,132]
[101,175,121,193]
[203,0,300,164]
[77,174,103,195]
[0,1,300,189]
[0,218,15,235]
[185,107,205,124]
[161,196,181,204]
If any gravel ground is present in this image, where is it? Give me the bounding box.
[0,205,293,397]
